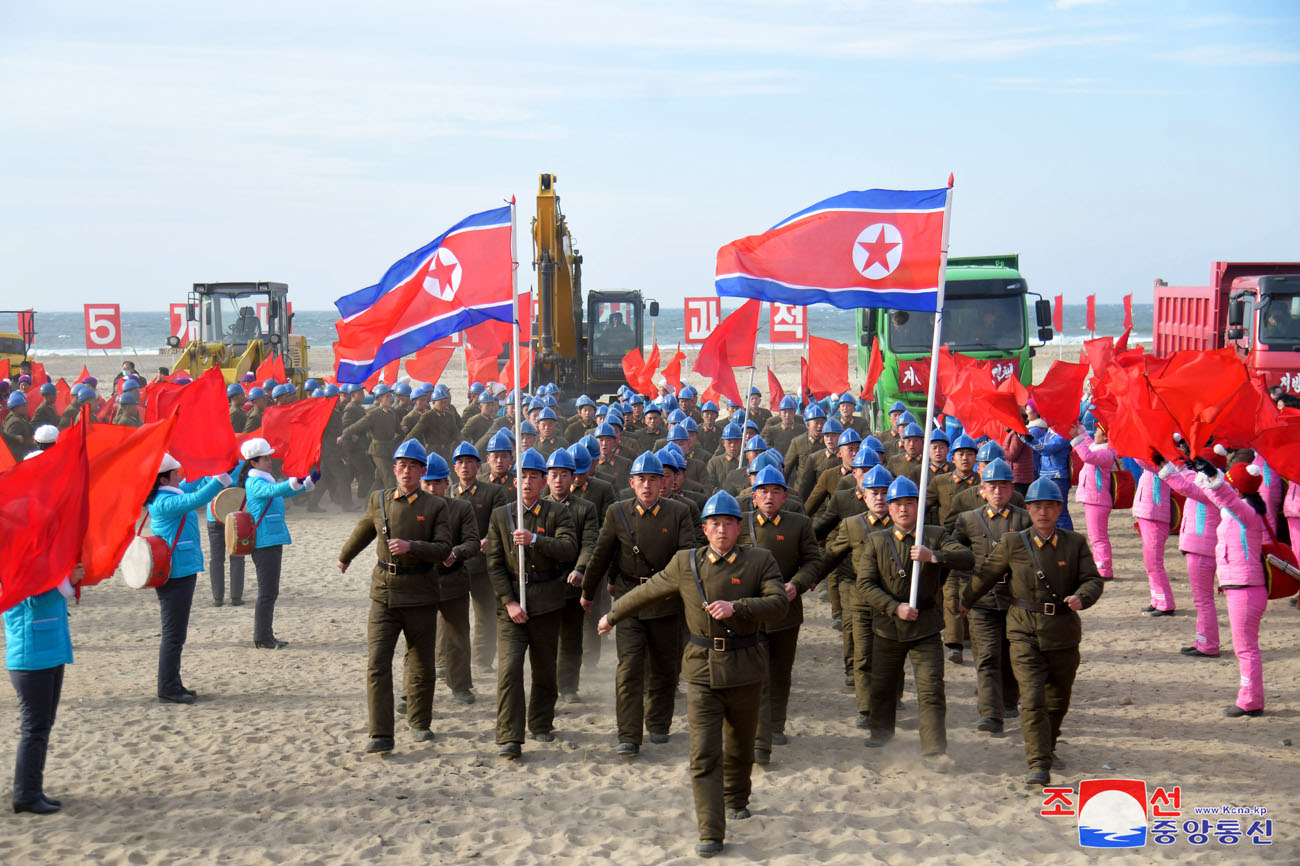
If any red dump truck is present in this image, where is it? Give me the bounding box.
[1153,261,1300,395]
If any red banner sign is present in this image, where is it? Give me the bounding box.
[83,304,122,350]
[169,304,198,344]
[768,303,806,343]
[684,297,721,344]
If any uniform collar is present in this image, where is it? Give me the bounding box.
[954,472,975,484]
[393,488,419,503]
[868,512,891,526]
[457,483,477,495]
[893,526,916,541]
[572,480,587,493]
[755,511,781,526]
[985,505,1011,519]
[635,500,661,517]
[1033,531,1058,548]
[519,499,542,515]
[706,547,739,564]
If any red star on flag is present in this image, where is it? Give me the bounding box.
[857,226,900,273]
[427,255,457,294]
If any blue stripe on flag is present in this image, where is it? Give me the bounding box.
[771,188,948,231]
[715,275,940,314]
[334,300,514,384]
[334,205,512,320]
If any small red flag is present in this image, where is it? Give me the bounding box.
[1052,295,1064,333]
[693,300,761,407]
[165,368,239,477]
[767,367,785,410]
[255,352,287,384]
[1028,360,1088,437]
[54,378,72,415]
[258,396,339,478]
[660,345,685,394]
[805,334,849,398]
[406,345,455,384]
[1122,294,1133,332]
[860,336,884,401]
[1085,295,1097,332]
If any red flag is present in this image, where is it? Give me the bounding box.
[642,342,662,395]
[805,334,850,398]
[946,366,1027,440]
[1147,348,1251,455]
[500,345,532,391]
[259,396,339,478]
[29,361,49,387]
[1090,356,1181,460]
[767,367,785,410]
[0,418,90,611]
[77,364,91,384]
[1085,294,1096,332]
[860,336,884,401]
[255,352,287,384]
[80,415,179,585]
[143,380,186,422]
[1028,360,1088,436]
[1252,411,1300,483]
[622,349,648,394]
[406,345,455,384]
[1122,294,1133,332]
[54,378,72,415]
[1052,295,1064,333]
[165,368,238,477]
[661,345,685,394]
[693,299,761,406]
[0,358,9,381]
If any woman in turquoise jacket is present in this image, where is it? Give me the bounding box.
[239,438,313,650]
[5,572,78,815]
[147,452,231,703]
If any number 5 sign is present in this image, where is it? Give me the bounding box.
[684,297,721,344]
[84,304,122,350]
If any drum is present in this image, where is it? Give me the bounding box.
[121,534,172,589]
[1264,544,1300,600]
[1110,469,1136,510]
[212,487,246,523]
[225,509,257,556]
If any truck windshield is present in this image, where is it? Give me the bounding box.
[593,300,637,357]
[1259,293,1300,346]
[205,295,264,345]
[887,295,1026,353]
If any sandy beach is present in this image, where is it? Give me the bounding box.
[2,349,1296,864]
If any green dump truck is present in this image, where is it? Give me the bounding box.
[855,254,1054,430]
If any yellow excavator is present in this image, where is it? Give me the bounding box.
[167,282,309,385]
[530,173,657,397]
[0,310,35,369]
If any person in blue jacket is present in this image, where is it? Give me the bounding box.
[5,570,79,815]
[148,452,232,704]
[239,437,314,650]
[1021,400,1074,529]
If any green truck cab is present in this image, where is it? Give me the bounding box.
[855,254,1053,430]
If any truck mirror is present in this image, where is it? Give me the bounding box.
[859,333,872,346]
[269,299,280,319]
[1035,299,1052,328]
[648,300,659,317]
[1227,298,1245,329]
[1038,326,1054,342]
[269,333,282,346]
[1226,326,1244,341]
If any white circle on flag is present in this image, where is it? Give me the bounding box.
[852,223,904,280]
[423,247,463,302]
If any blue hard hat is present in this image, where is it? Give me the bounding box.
[567,443,593,474]
[864,435,884,453]
[75,385,95,402]
[226,383,244,397]
[862,465,893,489]
[701,490,742,519]
[538,407,557,422]
[247,387,266,400]
[630,394,646,407]
[393,439,427,464]
[432,384,450,400]
[579,434,600,459]
[596,404,609,417]
[764,447,785,468]
[837,429,862,447]
[680,416,698,433]
[606,412,624,429]
[930,428,950,445]
[271,383,294,399]
[951,434,978,453]
[305,378,321,391]
[804,403,827,420]
[702,400,719,413]
[546,448,576,472]
[902,423,924,439]
[643,401,661,415]
[487,430,514,453]
[749,386,761,397]
[595,422,618,438]
[823,418,843,436]
[721,423,742,440]
[732,409,746,425]
[747,451,777,474]
[310,388,324,398]
[1026,476,1065,503]
[262,378,277,390]
[8,392,27,408]
[778,395,798,411]
[679,385,698,399]
[662,394,681,414]
[744,435,768,452]
[38,382,56,396]
[667,409,686,424]
[410,384,430,399]
[519,448,547,474]
[657,447,685,470]
[122,378,140,391]
[372,384,392,397]
[576,395,595,409]
[981,458,1014,482]
[852,448,880,469]
[667,424,689,443]
[837,391,855,406]
[887,475,920,502]
[452,441,482,462]
[393,382,412,397]
[753,465,787,489]
[479,391,499,403]
[470,382,485,395]
[118,391,139,405]
[976,440,1005,463]
[544,395,558,408]
[324,384,341,397]
[421,452,450,480]
[630,451,664,476]
[889,400,907,414]
[898,411,916,426]
[520,420,538,435]
[745,419,759,433]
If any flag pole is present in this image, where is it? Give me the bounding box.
[909,175,955,609]
[739,310,760,470]
[510,196,527,614]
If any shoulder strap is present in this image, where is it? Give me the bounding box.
[378,489,390,542]
[1018,529,1065,605]
[884,531,909,578]
[688,548,708,605]
[974,508,999,545]
[614,501,639,555]
[747,511,758,548]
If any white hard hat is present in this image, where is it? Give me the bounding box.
[159,453,182,474]
[33,425,59,445]
[240,437,275,460]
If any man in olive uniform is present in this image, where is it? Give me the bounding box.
[738,466,820,765]
[834,392,872,438]
[242,386,270,433]
[695,401,722,456]
[30,383,61,429]
[796,417,842,502]
[337,386,370,502]
[227,383,249,434]
[597,491,787,859]
[485,448,579,759]
[782,404,825,493]
[534,407,568,457]
[411,385,463,460]
[563,395,598,442]
[926,434,980,526]
[927,428,954,478]
[460,391,500,446]
[341,385,402,493]
[3,392,32,460]
[580,451,695,755]
[950,458,1029,734]
[112,391,143,427]
[961,477,1104,787]
[399,385,431,437]
[542,449,598,702]
[481,430,518,492]
[745,388,772,428]
[859,476,974,768]
[760,396,804,455]
[451,441,509,673]
[805,428,861,515]
[705,424,743,488]
[337,440,454,754]
[590,422,631,488]
[886,423,926,485]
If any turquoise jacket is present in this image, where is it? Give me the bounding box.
[149,477,226,578]
[4,588,73,671]
[244,470,307,548]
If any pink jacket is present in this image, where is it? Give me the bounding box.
[1203,471,1266,588]
[1285,478,1300,519]
[1071,435,1115,507]
[1132,460,1171,523]
[1158,463,1221,558]
[1253,453,1282,510]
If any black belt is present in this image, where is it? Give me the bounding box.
[688,633,759,652]
[526,569,561,584]
[1014,598,1066,615]
[382,563,427,575]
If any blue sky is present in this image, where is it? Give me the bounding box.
[0,0,1296,312]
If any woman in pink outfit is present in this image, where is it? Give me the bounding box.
[1133,459,1175,615]
[1252,452,1283,537]
[1285,476,1300,558]
[1198,459,1269,717]
[1156,452,1225,657]
[1071,425,1116,578]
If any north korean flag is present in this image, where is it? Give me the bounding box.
[715,186,949,313]
[333,205,514,384]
